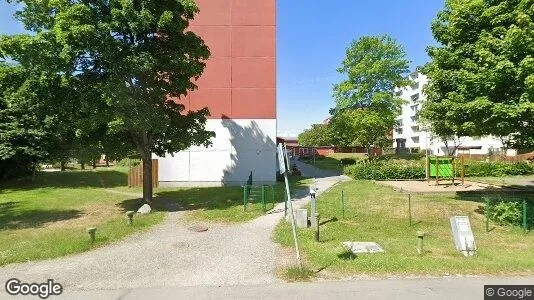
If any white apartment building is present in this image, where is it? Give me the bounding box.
[392,70,516,156]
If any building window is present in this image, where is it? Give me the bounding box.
[411,72,419,80]
[395,90,402,96]
[395,128,403,134]
[411,115,419,122]
[395,119,403,127]
[412,126,419,133]
[411,93,419,102]
[411,82,419,90]
[412,136,420,143]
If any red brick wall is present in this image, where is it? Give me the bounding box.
[176,0,276,119]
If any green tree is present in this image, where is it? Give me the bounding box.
[422,0,534,149]
[332,35,410,156]
[298,124,332,147]
[1,0,214,202]
[329,109,392,156]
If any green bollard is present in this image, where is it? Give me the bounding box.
[87,227,97,243]
[417,231,425,255]
[126,211,135,225]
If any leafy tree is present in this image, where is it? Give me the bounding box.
[331,35,410,156]
[422,0,534,149]
[298,124,332,147]
[329,109,392,156]
[2,0,214,202]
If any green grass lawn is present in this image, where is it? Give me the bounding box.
[0,168,165,266]
[155,175,312,223]
[274,180,534,277]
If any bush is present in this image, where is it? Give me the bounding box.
[344,160,425,180]
[116,158,141,167]
[465,161,534,177]
[485,197,534,227]
[339,158,357,165]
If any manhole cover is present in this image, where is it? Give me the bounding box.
[188,225,208,232]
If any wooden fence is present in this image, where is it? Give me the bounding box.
[458,152,534,162]
[128,159,159,188]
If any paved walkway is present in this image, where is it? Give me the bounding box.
[0,162,347,293]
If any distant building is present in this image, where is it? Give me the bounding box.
[392,70,516,156]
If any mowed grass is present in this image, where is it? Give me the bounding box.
[156,175,312,223]
[274,180,534,277]
[302,153,366,172]
[0,168,165,266]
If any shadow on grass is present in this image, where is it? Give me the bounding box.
[0,169,127,192]
[0,201,83,230]
[320,216,338,226]
[337,251,356,260]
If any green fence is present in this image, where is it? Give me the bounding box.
[243,185,276,212]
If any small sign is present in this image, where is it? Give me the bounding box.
[277,143,286,174]
[450,216,476,256]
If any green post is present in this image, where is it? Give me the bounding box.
[261,185,266,212]
[271,186,275,209]
[243,185,247,211]
[341,190,345,219]
[523,199,528,233]
[485,197,490,233]
[408,194,412,226]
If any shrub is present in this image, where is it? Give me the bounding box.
[465,161,534,177]
[485,197,534,227]
[344,160,425,180]
[339,158,357,165]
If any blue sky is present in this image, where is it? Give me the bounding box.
[0,1,445,138]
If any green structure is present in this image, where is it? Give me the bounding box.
[428,156,454,178]
[243,185,276,212]
[426,156,465,184]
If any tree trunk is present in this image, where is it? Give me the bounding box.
[142,153,153,204]
[60,161,66,172]
[81,162,85,170]
[105,156,109,167]
[92,159,96,169]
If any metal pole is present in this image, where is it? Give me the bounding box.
[461,155,465,185]
[315,213,320,242]
[341,190,345,219]
[261,185,266,212]
[485,197,490,233]
[243,185,247,211]
[284,172,302,268]
[523,199,528,233]
[408,194,412,226]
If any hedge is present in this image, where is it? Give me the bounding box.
[344,160,534,180]
[465,161,534,177]
[344,160,425,180]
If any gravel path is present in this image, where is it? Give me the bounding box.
[0,164,348,291]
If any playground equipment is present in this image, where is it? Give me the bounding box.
[243,185,276,212]
[426,156,466,185]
